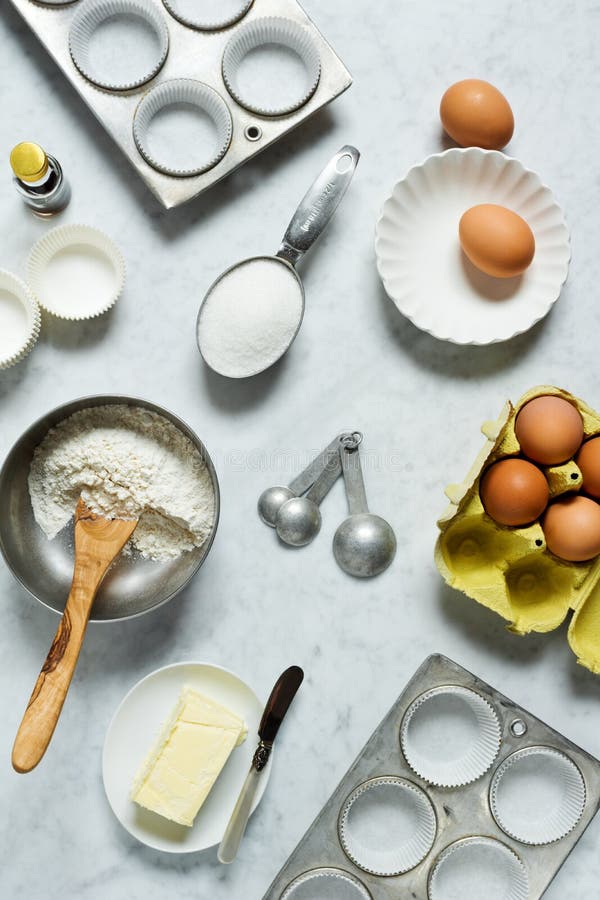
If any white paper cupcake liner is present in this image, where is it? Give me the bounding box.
[133,78,233,176]
[280,867,372,900]
[69,0,169,92]
[490,746,586,845]
[338,776,437,877]
[161,0,253,31]
[222,16,321,116]
[0,270,41,370]
[375,148,570,345]
[27,224,125,320]
[428,837,529,900]
[400,684,501,788]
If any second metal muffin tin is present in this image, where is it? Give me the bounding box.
[263,654,600,899]
[10,0,352,208]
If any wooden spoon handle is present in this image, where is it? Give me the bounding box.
[12,559,104,774]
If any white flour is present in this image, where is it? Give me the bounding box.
[28,405,215,561]
[197,257,303,377]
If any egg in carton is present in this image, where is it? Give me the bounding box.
[435,385,600,674]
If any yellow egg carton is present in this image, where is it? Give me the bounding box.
[435,385,600,674]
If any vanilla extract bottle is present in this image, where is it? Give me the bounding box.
[10,141,71,216]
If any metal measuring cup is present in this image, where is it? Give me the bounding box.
[196,145,360,378]
[333,433,397,577]
[258,434,345,527]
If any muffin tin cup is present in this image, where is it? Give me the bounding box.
[0,270,41,370]
[490,746,586,845]
[69,0,169,91]
[280,867,373,899]
[133,78,233,176]
[161,0,253,31]
[428,837,529,900]
[222,16,321,116]
[338,776,437,877]
[400,684,502,787]
[27,224,125,320]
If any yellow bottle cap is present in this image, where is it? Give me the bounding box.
[10,142,49,183]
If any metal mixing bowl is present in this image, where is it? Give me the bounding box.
[0,395,220,622]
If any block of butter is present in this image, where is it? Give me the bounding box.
[131,687,248,827]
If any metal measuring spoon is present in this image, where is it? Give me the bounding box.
[275,443,343,547]
[196,145,360,379]
[333,434,397,577]
[258,434,344,527]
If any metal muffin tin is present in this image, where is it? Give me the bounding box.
[263,654,600,899]
[10,0,352,209]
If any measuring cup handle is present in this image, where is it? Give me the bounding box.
[277,145,360,267]
[340,442,369,516]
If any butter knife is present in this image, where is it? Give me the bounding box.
[218,665,304,864]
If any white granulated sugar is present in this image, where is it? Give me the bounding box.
[28,405,215,561]
[198,257,303,377]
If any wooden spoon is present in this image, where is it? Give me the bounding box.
[12,499,138,773]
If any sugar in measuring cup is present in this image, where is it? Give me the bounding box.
[196,145,359,378]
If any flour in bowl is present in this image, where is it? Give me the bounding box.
[28,405,215,561]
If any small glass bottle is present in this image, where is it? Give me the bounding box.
[10,142,71,217]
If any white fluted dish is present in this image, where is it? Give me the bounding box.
[133,79,233,176]
[490,746,586,845]
[161,0,253,31]
[428,837,529,900]
[338,776,437,876]
[222,16,321,116]
[281,868,373,900]
[69,0,169,91]
[0,270,41,370]
[400,684,501,787]
[375,148,570,345]
[27,224,125,320]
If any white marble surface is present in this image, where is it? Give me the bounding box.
[2,1,600,897]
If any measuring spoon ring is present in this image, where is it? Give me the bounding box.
[258,434,345,527]
[333,434,397,577]
[275,443,343,547]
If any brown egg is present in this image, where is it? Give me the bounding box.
[440,79,514,150]
[515,396,584,466]
[480,458,549,527]
[543,496,600,561]
[459,205,535,278]
[576,436,600,498]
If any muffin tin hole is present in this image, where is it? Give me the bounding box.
[490,746,586,845]
[69,0,169,92]
[338,776,437,877]
[222,16,321,116]
[133,79,232,176]
[400,685,501,787]
[244,123,262,141]
[510,718,527,738]
[162,0,253,31]
[280,867,372,899]
[428,836,528,900]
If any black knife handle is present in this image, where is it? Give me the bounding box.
[258,665,304,746]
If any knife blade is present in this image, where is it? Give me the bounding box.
[218,665,304,864]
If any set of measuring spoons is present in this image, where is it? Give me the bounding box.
[258,433,397,578]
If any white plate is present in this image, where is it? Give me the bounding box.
[375,148,570,345]
[102,661,269,853]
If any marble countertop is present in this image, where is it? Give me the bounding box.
[2,1,600,898]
